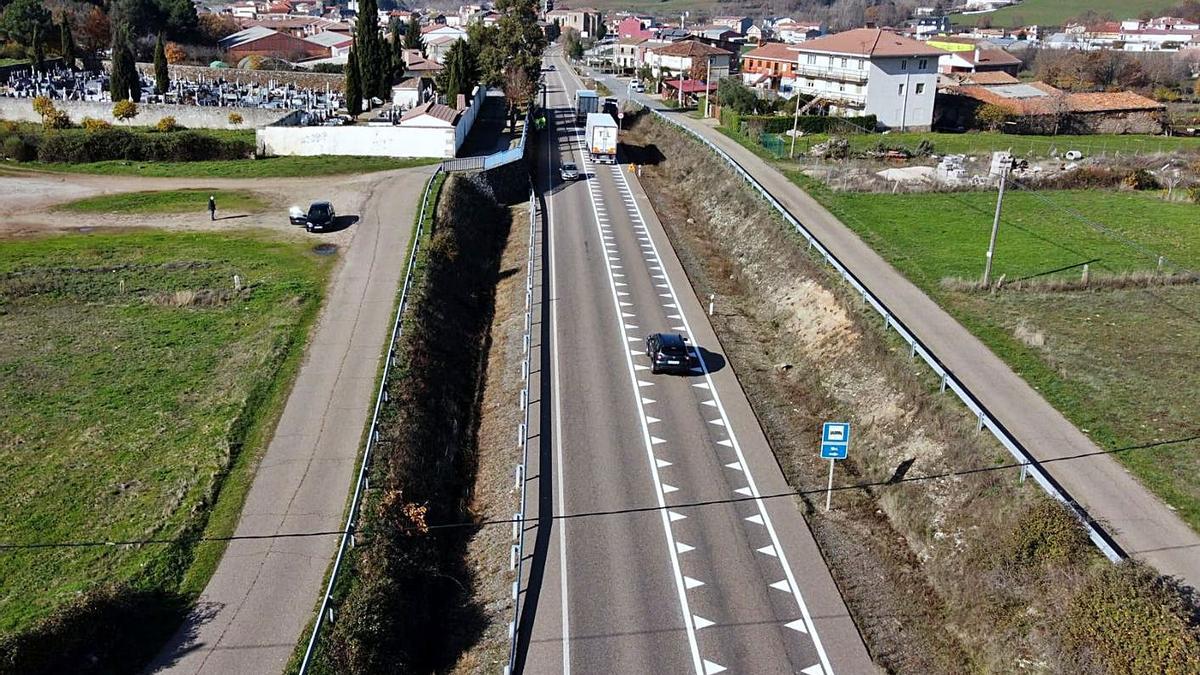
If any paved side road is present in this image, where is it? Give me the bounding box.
[594,88,1200,587]
[147,165,435,675]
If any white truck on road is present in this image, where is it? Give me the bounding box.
[585,112,618,165]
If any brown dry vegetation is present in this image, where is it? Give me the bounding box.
[623,112,1200,674]
[450,203,532,674]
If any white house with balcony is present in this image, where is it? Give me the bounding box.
[791,28,946,130]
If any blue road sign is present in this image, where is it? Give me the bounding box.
[821,422,850,460]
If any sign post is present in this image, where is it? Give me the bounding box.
[820,422,850,511]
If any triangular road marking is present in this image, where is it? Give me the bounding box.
[664,303,677,308]
[717,439,734,447]
[708,419,726,427]
[702,399,717,407]
[694,615,715,630]
[668,511,687,522]
[668,314,682,319]
[628,336,641,342]
[786,619,810,634]
[638,380,654,387]
[630,349,643,356]
[618,291,630,297]
[642,397,655,404]
[662,483,678,494]
[734,487,753,497]
[757,545,777,557]
[620,302,633,307]
[745,514,764,525]
[635,365,649,371]
[684,576,704,589]
[676,541,694,554]
[672,326,687,331]
[800,664,823,675]
[660,293,672,298]
[625,323,638,329]
[725,461,743,471]
[646,416,661,423]
[703,659,726,675]
[650,436,666,445]
[622,312,635,317]
[655,457,671,467]
[692,383,710,390]
[770,580,792,593]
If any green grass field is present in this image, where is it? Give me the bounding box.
[0,230,332,632]
[970,0,1171,27]
[774,130,1200,159]
[57,189,270,214]
[797,179,1200,530]
[26,155,437,178]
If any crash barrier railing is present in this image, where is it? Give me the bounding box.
[645,106,1126,564]
[504,189,538,675]
[297,166,443,674]
[441,156,486,172]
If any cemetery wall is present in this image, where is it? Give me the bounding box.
[0,98,294,128]
[257,124,456,158]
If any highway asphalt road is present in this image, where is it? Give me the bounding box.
[146,165,435,674]
[587,69,1200,587]
[515,53,874,675]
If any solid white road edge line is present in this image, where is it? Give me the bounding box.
[546,90,571,675]
[554,63,706,675]
[611,162,836,675]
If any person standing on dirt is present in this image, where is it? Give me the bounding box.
[208,195,217,221]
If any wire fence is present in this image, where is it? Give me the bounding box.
[297,166,442,675]
[505,190,538,675]
[647,106,1126,564]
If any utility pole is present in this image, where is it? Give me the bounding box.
[789,87,803,158]
[704,56,712,117]
[983,162,1009,285]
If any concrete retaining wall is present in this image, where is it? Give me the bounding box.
[0,97,292,128]
[257,124,457,157]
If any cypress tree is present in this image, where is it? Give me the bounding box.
[353,0,387,99]
[389,20,403,77]
[59,19,76,68]
[109,24,141,103]
[153,33,169,95]
[403,17,424,54]
[344,47,363,116]
[31,27,45,73]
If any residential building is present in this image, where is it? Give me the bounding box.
[910,16,950,40]
[791,28,946,130]
[617,16,654,39]
[938,80,1166,134]
[219,26,329,61]
[746,25,769,43]
[689,25,740,43]
[615,37,647,72]
[303,30,354,58]
[740,41,803,90]
[775,21,824,44]
[644,38,733,80]
[545,7,603,37]
[712,16,752,35]
[422,25,469,63]
[929,42,1022,75]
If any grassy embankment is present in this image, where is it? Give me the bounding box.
[26,155,437,178]
[796,183,1200,530]
[0,231,331,642]
[763,129,1200,158]
[974,0,1170,27]
[57,189,270,214]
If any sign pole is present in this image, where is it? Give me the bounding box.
[825,459,835,512]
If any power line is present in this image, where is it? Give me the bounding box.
[2,434,1195,552]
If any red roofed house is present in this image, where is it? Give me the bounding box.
[938,80,1167,134]
[644,38,733,80]
[617,16,653,40]
[740,41,804,90]
[937,45,1022,76]
[791,28,947,130]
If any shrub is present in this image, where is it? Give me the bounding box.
[81,117,112,132]
[1122,168,1160,190]
[112,100,139,124]
[2,134,38,162]
[974,103,1012,131]
[1065,563,1200,674]
[741,114,877,136]
[31,96,71,130]
[155,116,180,132]
[37,129,254,163]
[1001,500,1092,568]
[227,112,243,126]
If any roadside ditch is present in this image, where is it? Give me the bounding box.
[621,111,1200,674]
[312,171,523,674]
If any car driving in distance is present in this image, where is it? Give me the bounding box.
[305,201,336,233]
[560,162,580,181]
[631,80,645,93]
[645,332,699,374]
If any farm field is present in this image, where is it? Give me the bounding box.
[799,181,1200,531]
[57,189,270,214]
[0,230,331,633]
[967,0,1171,27]
[772,130,1200,159]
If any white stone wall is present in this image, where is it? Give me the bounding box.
[0,97,293,129]
[257,125,456,158]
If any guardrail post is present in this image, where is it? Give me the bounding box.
[939,373,947,392]
[976,413,985,432]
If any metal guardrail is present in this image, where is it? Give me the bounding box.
[443,107,536,173]
[504,190,538,675]
[297,166,443,674]
[647,107,1126,564]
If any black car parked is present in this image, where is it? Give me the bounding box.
[645,332,699,374]
[305,201,336,233]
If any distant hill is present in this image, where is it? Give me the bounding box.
[967,0,1174,28]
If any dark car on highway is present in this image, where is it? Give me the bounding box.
[645,332,699,374]
[305,201,336,233]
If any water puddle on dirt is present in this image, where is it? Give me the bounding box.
[78,227,94,233]
[312,243,338,256]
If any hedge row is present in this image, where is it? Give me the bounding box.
[36,129,254,163]
[720,108,877,136]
